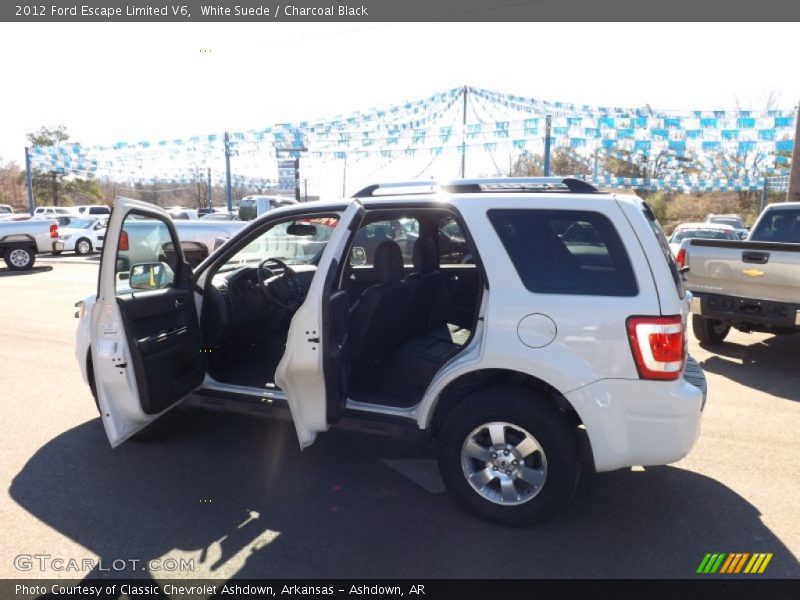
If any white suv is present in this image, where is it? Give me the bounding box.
[74,178,706,525]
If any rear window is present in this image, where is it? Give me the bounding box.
[643,202,684,299]
[708,216,744,228]
[488,209,638,296]
[750,209,800,243]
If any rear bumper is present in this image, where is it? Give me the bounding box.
[51,241,64,252]
[566,357,706,472]
[691,292,800,328]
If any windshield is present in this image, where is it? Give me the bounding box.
[218,217,339,273]
[671,228,736,243]
[749,209,800,243]
[708,216,744,228]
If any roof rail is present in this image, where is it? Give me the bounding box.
[352,181,438,198]
[352,177,598,198]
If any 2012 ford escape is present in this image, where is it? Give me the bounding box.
[74,177,707,525]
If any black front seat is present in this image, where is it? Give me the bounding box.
[347,240,411,366]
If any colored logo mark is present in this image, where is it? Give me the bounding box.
[696,553,773,574]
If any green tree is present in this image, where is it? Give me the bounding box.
[27,125,70,206]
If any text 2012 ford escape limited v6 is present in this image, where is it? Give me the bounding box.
[75,178,707,525]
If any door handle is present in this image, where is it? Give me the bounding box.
[174,298,185,309]
[742,251,769,264]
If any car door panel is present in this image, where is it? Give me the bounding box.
[116,287,203,415]
[91,198,204,446]
[275,201,364,448]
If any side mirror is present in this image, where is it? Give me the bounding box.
[129,262,174,291]
[349,247,367,267]
[739,231,749,240]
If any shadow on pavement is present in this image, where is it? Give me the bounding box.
[10,412,800,582]
[699,334,800,402]
[0,266,53,277]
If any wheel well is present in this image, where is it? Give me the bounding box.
[430,369,582,436]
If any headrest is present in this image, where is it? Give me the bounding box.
[412,237,437,274]
[373,240,404,283]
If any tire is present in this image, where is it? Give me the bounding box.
[692,314,730,344]
[75,238,92,256]
[3,243,35,271]
[438,386,580,526]
[88,352,178,443]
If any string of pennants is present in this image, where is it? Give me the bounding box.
[27,86,796,192]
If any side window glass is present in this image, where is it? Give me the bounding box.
[438,216,471,264]
[115,215,178,295]
[488,209,638,297]
[350,218,418,267]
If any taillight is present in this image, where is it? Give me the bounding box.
[119,230,129,251]
[50,223,58,239]
[676,247,685,268]
[626,316,685,380]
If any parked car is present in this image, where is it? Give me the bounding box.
[166,207,199,220]
[668,222,738,259]
[685,202,800,343]
[32,206,79,218]
[238,195,298,221]
[76,204,112,217]
[704,213,749,240]
[0,218,62,270]
[75,178,706,526]
[200,211,238,221]
[53,217,106,255]
[0,204,13,215]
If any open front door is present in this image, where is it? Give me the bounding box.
[91,197,205,446]
[275,200,364,448]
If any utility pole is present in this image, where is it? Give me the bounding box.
[460,85,468,178]
[206,167,212,209]
[294,157,301,202]
[342,153,347,197]
[224,132,233,211]
[24,147,34,214]
[787,101,800,202]
[543,115,552,176]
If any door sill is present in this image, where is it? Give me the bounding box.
[198,379,287,402]
[345,398,419,421]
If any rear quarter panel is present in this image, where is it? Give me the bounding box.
[451,194,662,393]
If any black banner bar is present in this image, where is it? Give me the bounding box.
[3,0,800,22]
[2,579,799,600]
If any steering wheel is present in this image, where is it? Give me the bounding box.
[256,258,303,310]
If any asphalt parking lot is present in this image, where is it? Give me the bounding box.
[1,256,799,580]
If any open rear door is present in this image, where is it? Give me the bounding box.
[275,200,364,448]
[91,198,205,446]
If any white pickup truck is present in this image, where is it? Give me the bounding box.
[685,202,800,343]
[0,219,63,270]
[111,219,246,270]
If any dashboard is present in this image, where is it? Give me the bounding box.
[203,264,318,347]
